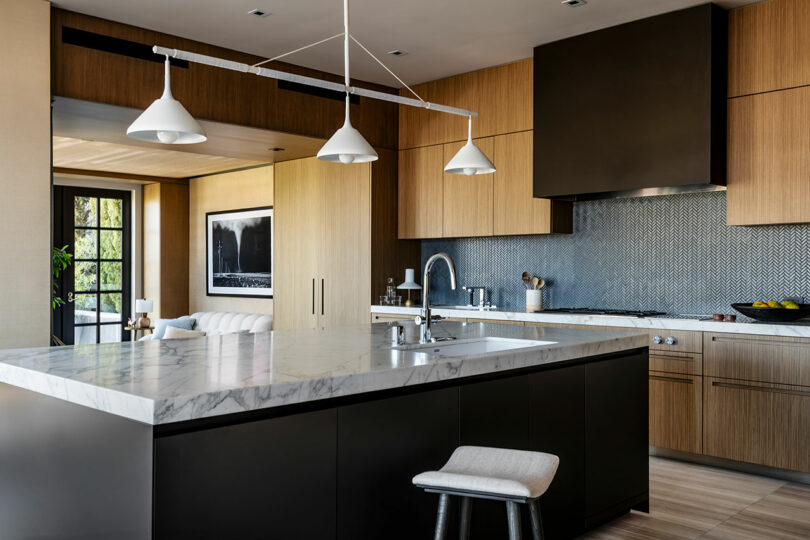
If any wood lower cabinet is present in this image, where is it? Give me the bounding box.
[649,372,702,454]
[275,152,419,329]
[704,377,810,473]
[704,332,810,387]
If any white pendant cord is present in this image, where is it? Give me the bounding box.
[251,33,344,68]
[349,35,424,103]
[161,56,173,98]
[344,0,350,89]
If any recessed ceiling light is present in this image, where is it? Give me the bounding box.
[248,9,271,18]
[269,147,285,152]
[562,0,587,6]
[387,50,408,57]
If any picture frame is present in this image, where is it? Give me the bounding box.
[206,206,273,298]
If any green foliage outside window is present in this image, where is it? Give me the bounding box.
[73,197,124,315]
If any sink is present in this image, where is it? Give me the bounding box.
[394,337,555,357]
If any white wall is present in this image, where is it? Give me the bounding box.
[0,0,51,348]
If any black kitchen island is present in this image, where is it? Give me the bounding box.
[0,323,648,539]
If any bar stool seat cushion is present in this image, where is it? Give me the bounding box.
[413,446,559,499]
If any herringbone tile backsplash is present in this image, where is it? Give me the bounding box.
[420,191,810,315]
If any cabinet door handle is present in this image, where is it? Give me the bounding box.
[711,336,807,348]
[712,381,810,397]
[651,354,695,361]
[321,279,325,316]
[649,374,693,384]
[312,279,315,315]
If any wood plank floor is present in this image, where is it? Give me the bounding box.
[580,457,810,539]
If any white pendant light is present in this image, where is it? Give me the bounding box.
[127,56,206,144]
[317,0,378,164]
[444,116,495,175]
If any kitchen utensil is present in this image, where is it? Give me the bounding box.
[531,276,540,290]
[536,278,545,290]
[522,272,531,290]
[731,303,810,322]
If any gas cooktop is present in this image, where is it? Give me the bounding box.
[542,308,666,318]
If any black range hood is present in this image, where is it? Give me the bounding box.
[533,4,727,200]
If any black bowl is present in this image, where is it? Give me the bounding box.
[731,303,810,322]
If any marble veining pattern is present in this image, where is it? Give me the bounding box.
[0,324,647,425]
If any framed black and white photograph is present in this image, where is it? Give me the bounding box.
[206,206,273,298]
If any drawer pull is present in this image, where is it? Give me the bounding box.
[712,381,810,397]
[651,354,695,361]
[650,375,693,384]
[711,336,809,349]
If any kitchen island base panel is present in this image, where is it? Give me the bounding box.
[0,346,649,540]
[0,382,152,540]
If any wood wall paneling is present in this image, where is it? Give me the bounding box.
[728,0,810,98]
[51,9,397,149]
[727,86,810,225]
[397,146,444,239]
[442,137,495,237]
[142,182,189,320]
[188,166,274,316]
[371,148,421,301]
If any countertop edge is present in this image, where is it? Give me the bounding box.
[371,306,810,338]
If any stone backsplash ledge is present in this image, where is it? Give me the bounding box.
[420,191,810,315]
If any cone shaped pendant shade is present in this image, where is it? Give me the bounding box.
[444,117,495,175]
[127,57,206,144]
[317,97,378,163]
[317,0,377,164]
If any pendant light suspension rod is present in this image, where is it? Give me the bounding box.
[344,0,350,88]
[151,45,477,118]
[349,35,424,103]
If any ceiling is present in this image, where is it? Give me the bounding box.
[52,97,326,178]
[52,0,754,87]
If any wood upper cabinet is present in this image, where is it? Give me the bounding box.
[398,145,444,239]
[442,137,495,237]
[649,372,702,454]
[727,86,810,225]
[398,59,532,149]
[493,131,572,236]
[728,0,810,98]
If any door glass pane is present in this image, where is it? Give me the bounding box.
[74,196,97,227]
[100,293,122,322]
[100,262,122,291]
[100,230,122,259]
[74,326,97,345]
[100,198,123,228]
[74,293,97,324]
[74,262,98,292]
[74,229,97,259]
[99,324,122,343]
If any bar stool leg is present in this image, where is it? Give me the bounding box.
[506,501,522,540]
[459,496,472,540]
[528,499,544,540]
[434,493,450,540]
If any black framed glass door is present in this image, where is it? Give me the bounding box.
[53,186,132,344]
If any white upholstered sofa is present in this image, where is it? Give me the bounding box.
[140,311,273,340]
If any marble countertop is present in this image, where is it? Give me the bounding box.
[0,323,647,426]
[372,306,810,338]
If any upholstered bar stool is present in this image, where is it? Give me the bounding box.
[413,446,559,540]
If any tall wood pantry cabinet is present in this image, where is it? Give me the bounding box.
[274,150,420,330]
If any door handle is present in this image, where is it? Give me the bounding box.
[312,279,315,315]
[711,381,810,397]
[321,279,325,316]
[649,374,693,384]
[67,292,75,303]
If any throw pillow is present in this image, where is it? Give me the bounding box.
[163,326,207,340]
[153,316,196,340]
